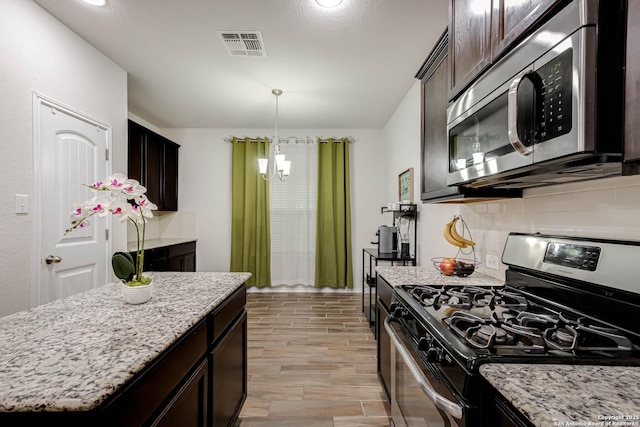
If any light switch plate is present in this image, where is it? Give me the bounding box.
[15,194,29,214]
[486,254,500,270]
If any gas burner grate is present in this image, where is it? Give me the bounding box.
[446,311,547,353]
[544,315,634,353]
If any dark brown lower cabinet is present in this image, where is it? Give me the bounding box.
[153,358,208,427]
[0,286,247,427]
[376,276,393,400]
[132,241,197,273]
[211,312,247,426]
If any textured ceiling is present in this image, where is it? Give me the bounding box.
[32,0,448,129]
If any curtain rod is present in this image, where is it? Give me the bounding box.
[224,136,355,143]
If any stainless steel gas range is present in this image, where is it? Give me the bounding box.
[385,233,640,426]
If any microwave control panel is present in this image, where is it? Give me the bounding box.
[536,48,573,143]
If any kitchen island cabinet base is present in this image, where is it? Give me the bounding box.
[0,285,247,427]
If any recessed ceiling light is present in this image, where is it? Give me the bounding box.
[315,0,343,8]
[81,0,106,6]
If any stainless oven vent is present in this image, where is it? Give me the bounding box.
[217,31,267,57]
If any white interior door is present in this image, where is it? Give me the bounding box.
[33,95,111,306]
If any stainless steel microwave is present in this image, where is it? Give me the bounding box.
[446,0,625,189]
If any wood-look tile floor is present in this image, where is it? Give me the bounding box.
[236,293,391,427]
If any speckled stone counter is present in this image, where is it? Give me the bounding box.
[0,271,250,413]
[481,364,640,426]
[376,266,504,287]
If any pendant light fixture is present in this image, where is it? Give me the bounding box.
[258,89,291,181]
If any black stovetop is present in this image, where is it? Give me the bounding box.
[394,279,640,371]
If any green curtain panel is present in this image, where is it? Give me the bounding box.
[230,137,271,288]
[315,138,353,289]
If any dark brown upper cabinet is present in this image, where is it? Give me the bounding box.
[128,120,180,211]
[449,0,492,101]
[449,0,563,100]
[490,0,563,61]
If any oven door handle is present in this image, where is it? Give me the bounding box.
[384,316,463,420]
[507,67,535,156]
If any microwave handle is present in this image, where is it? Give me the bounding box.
[508,68,535,156]
[384,316,463,420]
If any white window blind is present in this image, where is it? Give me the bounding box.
[270,142,317,286]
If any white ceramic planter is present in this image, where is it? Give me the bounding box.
[121,280,153,304]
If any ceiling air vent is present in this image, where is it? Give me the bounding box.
[217,31,267,57]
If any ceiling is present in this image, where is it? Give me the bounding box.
[32,0,448,130]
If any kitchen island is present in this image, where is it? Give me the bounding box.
[0,271,250,427]
[481,364,640,426]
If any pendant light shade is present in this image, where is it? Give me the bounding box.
[258,89,290,181]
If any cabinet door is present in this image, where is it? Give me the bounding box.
[210,312,247,427]
[163,141,179,211]
[376,300,391,400]
[134,247,167,272]
[127,120,180,212]
[491,0,562,61]
[184,252,196,272]
[152,359,208,427]
[167,242,196,272]
[625,0,640,165]
[128,121,145,184]
[145,132,164,210]
[449,0,492,99]
[167,256,184,272]
[422,41,451,198]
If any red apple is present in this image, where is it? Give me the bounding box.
[439,258,456,275]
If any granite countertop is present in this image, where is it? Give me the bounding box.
[376,265,504,287]
[127,237,197,252]
[481,364,640,426]
[0,271,250,413]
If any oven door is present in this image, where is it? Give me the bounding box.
[384,317,463,427]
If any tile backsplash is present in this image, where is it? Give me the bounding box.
[461,174,640,280]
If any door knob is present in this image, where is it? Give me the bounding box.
[45,255,62,265]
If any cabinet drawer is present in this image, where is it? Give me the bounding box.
[209,286,246,345]
[168,241,196,257]
[377,276,393,311]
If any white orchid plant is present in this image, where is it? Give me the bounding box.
[65,173,157,286]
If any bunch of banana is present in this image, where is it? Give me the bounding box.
[443,216,476,248]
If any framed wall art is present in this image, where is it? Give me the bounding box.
[398,167,414,202]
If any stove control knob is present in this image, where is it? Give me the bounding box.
[389,303,398,313]
[426,347,443,363]
[393,307,407,318]
[418,337,432,351]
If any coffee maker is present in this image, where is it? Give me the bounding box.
[376,225,397,254]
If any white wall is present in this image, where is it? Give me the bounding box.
[0,0,128,317]
[161,128,386,290]
[382,81,461,267]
